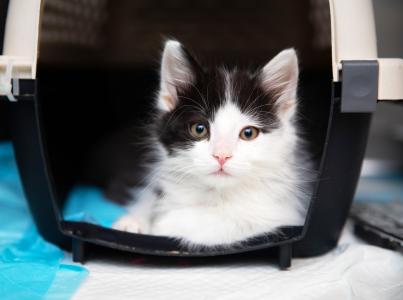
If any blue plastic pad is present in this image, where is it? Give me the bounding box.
[64,186,127,228]
[0,142,88,300]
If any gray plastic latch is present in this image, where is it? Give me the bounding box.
[341,60,378,113]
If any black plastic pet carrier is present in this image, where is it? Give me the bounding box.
[1,0,402,269]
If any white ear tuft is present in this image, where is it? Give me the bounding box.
[260,49,299,118]
[159,40,195,111]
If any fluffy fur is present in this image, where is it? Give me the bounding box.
[112,40,312,247]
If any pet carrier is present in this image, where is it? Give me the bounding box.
[1,0,402,269]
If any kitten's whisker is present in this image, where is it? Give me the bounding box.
[187,81,210,112]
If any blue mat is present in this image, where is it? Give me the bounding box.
[64,186,127,228]
[0,142,88,300]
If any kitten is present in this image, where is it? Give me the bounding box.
[112,40,312,247]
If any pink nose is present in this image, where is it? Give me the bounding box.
[213,154,232,166]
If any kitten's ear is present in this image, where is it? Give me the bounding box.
[158,40,200,111]
[259,49,299,119]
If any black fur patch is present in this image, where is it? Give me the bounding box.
[157,47,280,154]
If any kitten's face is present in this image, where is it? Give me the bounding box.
[157,41,299,188]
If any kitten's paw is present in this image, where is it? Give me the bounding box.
[112,215,143,234]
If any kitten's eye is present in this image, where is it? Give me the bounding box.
[240,126,259,141]
[189,123,208,139]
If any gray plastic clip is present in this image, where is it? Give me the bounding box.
[341,60,378,113]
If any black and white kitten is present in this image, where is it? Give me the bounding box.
[112,40,312,246]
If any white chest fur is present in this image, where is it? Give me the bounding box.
[150,166,307,246]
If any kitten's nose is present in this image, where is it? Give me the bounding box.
[213,153,232,166]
